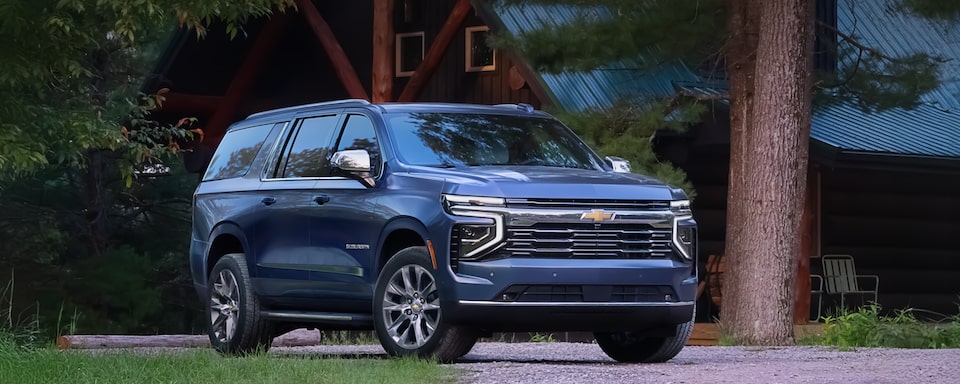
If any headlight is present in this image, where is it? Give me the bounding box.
[444,194,506,261]
[673,225,697,260]
[671,199,695,260]
[454,222,502,259]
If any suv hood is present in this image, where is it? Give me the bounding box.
[410,165,676,201]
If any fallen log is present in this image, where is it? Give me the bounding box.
[57,328,323,350]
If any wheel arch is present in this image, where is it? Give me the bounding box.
[206,222,251,280]
[376,217,430,274]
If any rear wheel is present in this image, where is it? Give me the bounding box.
[373,247,477,362]
[206,253,273,355]
[594,309,695,363]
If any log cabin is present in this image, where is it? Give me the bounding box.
[144,0,960,325]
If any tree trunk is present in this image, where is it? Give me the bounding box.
[720,0,759,338]
[84,149,112,257]
[722,0,814,345]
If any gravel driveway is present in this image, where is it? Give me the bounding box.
[276,343,960,384]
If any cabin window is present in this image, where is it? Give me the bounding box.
[396,31,424,77]
[465,26,495,72]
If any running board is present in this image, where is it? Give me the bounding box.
[261,310,372,324]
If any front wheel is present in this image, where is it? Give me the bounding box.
[206,253,273,355]
[373,247,477,362]
[594,309,695,363]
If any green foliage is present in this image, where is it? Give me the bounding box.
[821,304,960,349]
[73,247,162,333]
[0,163,200,337]
[320,330,377,345]
[493,0,725,73]
[527,332,556,342]
[553,100,703,196]
[0,0,293,337]
[817,26,944,112]
[0,0,293,176]
[0,348,455,384]
[898,0,960,22]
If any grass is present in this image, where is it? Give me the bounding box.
[1,270,44,348]
[819,304,960,349]
[2,270,454,384]
[320,330,377,345]
[0,345,455,384]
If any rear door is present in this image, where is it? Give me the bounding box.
[252,113,342,300]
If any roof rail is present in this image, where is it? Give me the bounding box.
[494,103,536,113]
[246,99,372,119]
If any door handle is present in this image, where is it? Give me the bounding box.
[313,195,331,205]
[261,197,277,206]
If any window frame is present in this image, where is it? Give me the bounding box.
[465,26,496,72]
[263,113,345,181]
[395,31,425,77]
[201,122,276,182]
[332,112,385,179]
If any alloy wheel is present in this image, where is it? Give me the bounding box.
[380,264,441,349]
[210,269,241,343]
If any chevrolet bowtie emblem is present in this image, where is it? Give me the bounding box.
[580,209,615,222]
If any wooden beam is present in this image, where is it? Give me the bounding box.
[397,0,472,102]
[372,0,394,102]
[794,169,818,324]
[296,0,370,100]
[205,13,290,148]
[158,92,221,114]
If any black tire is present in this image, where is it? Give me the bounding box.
[373,246,477,362]
[206,253,273,355]
[594,308,695,363]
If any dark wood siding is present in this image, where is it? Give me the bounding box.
[394,0,542,107]
[818,167,960,318]
[250,1,374,110]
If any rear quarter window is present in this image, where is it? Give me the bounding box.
[202,124,274,181]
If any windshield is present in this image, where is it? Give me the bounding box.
[388,112,602,169]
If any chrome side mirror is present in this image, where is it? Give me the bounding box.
[331,149,374,187]
[331,149,371,172]
[605,156,631,173]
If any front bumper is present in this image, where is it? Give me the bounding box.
[443,300,694,332]
[440,258,697,331]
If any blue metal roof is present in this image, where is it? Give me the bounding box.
[812,103,960,157]
[836,0,960,111]
[809,0,960,158]
[489,0,960,159]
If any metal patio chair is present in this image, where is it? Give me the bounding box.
[810,273,824,321]
[821,254,879,311]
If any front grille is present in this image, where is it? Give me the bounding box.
[495,285,678,303]
[505,198,670,210]
[498,222,672,259]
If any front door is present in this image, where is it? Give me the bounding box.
[305,113,387,312]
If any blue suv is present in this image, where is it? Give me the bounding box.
[191,100,698,362]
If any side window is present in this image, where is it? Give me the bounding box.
[335,114,381,176]
[202,124,273,181]
[281,115,340,178]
